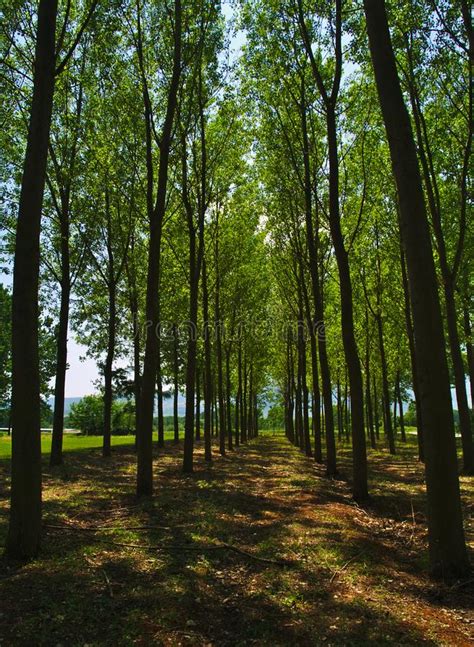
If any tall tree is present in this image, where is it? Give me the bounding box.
[297,0,368,501]
[136,0,182,496]
[364,0,469,579]
[6,0,58,560]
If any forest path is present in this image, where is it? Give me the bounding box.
[0,433,473,645]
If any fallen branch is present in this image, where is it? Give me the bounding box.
[218,542,292,567]
[95,538,293,567]
[449,578,474,591]
[330,552,364,584]
[0,567,23,581]
[84,555,114,598]
[102,569,114,598]
[409,500,416,544]
[45,524,172,532]
[46,522,292,566]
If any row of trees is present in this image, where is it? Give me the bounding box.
[1,0,271,558]
[243,0,471,578]
[0,0,472,580]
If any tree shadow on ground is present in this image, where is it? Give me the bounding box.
[0,434,472,646]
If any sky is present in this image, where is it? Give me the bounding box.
[64,338,100,397]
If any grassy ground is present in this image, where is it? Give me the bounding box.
[0,432,472,646]
[0,431,178,459]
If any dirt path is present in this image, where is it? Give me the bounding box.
[0,434,472,646]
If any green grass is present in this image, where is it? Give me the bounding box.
[0,430,178,459]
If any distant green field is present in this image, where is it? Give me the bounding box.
[0,431,179,459]
[0,427,428,460]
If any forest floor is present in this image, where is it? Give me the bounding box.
[0,433,473,646]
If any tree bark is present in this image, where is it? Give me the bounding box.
[195,362,201,441]
[242,357,248,443]
[400,245,424,460]
[462,302,474,409]
[173,323,179,444]
[50,199,70,466]
[327,106,367,499]
[102,279,116,458]
[298,0,368,500]
[444,278,473,473]
[407,57,473,473]
[125,250,141,445]
[337,380,343,442]
[300,82,335,471]
[182,229,198,471]
[225,349,233,450]
[376,314,395,454]
[137,0,181,496]
[102,189,117,459]
[396,371,406,442]
[364,0,469,578]
[214,218,226,456]
[286,329,295,444]
[365,314,376,450]
[373,376,380,441]
[202,256,212,463]
[156,350,164,448]
[298,293,311,457]
[7,0,58,559]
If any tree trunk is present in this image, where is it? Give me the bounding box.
[102,188,117,459]
[226,349,233,450]
[156,350,164,448]
[373,376,380,441]
[344,378,349,443]
[195,363,201,441]
[337,380,343,441]
[400,245,424,461]
[247,365,254,439]
[213,390,218,437]
[50,203,70,467]
[287,331,295,444]
[376,314,395,454]
[173,323,179,444]
[128,272,141,444]
[183,230,199,472]
[298,304,311,457]
[393,386,398,435]
[365,320,376,449]
[396,371,406,442]
[364,0,469,578]
[444,277,473,473]
[295,343,302,450]
[462,303,474,409]
[242,358,248,443]
[300,86,334,469]
[102,281,116,458]
[310,332,322,462]
[235,353,241,447]
[202,257,212,463]
[301,257,323,462]
[137,0,181,496]
[215,241,226,456]
[326,106,368,500]
[254,392,259,436]
[407,54,473,474]
[7,0,58,559]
